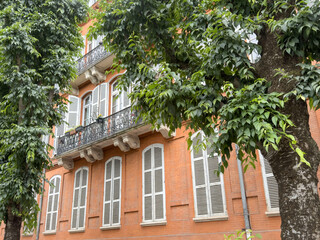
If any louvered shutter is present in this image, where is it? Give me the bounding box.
[53,112,65,156]
[92,86,99,119]
[207,152,224,214]
[143,145,165,222]
[45,176,61,232]
[71,168,88,229]
[143,148,153,221]
[263,156,279,209]
[99,84,107,117]
[67,96,79,130]
[81,35,86,56]
[103,158,122,226]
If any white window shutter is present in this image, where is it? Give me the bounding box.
[67,96,80,130]
[103,158,122,226]
[99,83,107,117]
[191,131,226,218]
[53,112,65,156]
[261,154,279,209]
[143,144,165,223]
[45,176,61,232]
[92,86,99,119]
[71,167,88,230]
[81,35,86,56]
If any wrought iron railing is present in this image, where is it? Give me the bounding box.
[77,44,111,74]
[56,107,142,155]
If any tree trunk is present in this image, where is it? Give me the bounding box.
[264,99,320,239]
[4,205,22,240]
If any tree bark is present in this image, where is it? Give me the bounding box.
[4,206,22,240]
[263,99,320,239]
[254,22,320,239]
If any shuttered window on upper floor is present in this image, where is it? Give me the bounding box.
[142,144,166,223]
[103,157,122,227]
[191,132,227,219]
[259,151,279,212]
[71,167,88,230]
[111,81,130,114]
[45,175,61,232]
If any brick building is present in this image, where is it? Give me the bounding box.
[1,1,320,239]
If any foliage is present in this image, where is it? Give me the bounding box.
[0,0,87,232]
[91,0,320,171]
[224,229,262,240]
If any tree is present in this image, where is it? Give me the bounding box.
[0,1,87,239]
[92,0,320,239]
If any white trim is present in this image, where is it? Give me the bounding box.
[100,225,121,230]
[68,228,85,233]
[259,151,279,212]
[140,221,167,227]
[193,215,228,222]
[45,175,61,232]
[102,157,122,227]
[190,131,227,219]
[71,167,89,230]
[42,231,56,235]
[142,144,166,224]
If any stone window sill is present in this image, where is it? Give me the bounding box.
[265,211,280,217]
[68,228,85,233]
[100,225,121,230]
[193,215,229,222]
[140,221,167,227]
[43,231,56,235]
[22,234,33,237]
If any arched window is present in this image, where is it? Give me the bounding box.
[45,175,61,232]
[191,132,227,219]
[142,144,166,223]
[111,81,130,113]
[83,93,92,126]
[71,167,89,230]
[103,157,122,227]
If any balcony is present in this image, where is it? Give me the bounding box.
[77,44,112,75]
[56,107,143,156]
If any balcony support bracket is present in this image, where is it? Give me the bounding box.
[113,137,130,152]
[123,134,140,149]
[57,157,74,170]
[90,66,105,83]
[87,146,104,161]
[156,125,176,139]
[80,150,95,163]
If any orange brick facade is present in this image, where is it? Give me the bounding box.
[1,2,320,240]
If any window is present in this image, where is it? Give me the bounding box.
[259,151,279,212]
[111,81,130,113]
[82,84,108,126]
[142,144,166,223]
[83,94,92,126]
[67,95,80,131]
[45,176,61,232]
[103,157,122,227]
[191,132,227,219]
[71,167,88,230]
[88,0,97,7]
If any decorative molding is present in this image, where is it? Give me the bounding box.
[113,138,130,152]
[90,66,105,82]
[57,157,74,170]
[80,150,95,163]
[122,134,140,149]
[156,125,176,139]
[87,147,104,161]
[71,87,79,96]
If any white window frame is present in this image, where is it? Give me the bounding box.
[102,157,122,228]
[142,144,166,224]
[82,93,92,126]
[70,167,89,231]
[66,95,80,131]
[190,131,227,220]
[44,175,61,233]
[111,81,131,114]
[259,151,280,214]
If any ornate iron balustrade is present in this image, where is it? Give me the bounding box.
[77,44,111,74]
[56,107,142,156]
